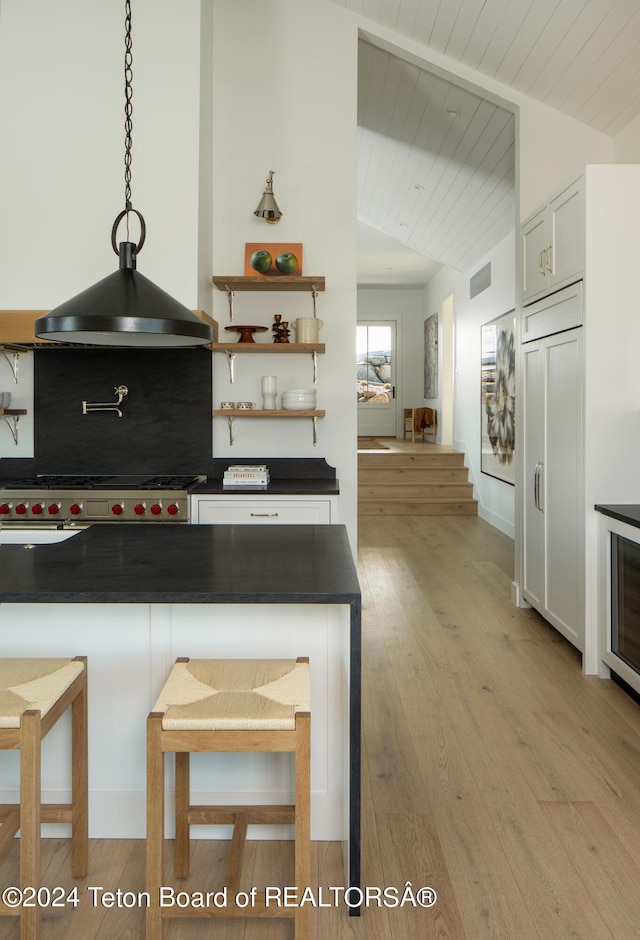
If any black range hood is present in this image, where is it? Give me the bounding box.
[34,242,213,348]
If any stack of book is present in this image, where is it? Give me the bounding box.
[222,464,270,489]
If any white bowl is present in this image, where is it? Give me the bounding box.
[283,389,315,398]
[282,400,316,411]
[282,395,316,404]
[0,392,10,409]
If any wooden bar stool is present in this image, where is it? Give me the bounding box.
[0,656,88,940]
[146,656,311,939]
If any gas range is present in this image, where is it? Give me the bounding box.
[0,474,205,524]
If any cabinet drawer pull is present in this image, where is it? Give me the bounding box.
[249,512,279,517]
[545,245,553,273]
[539,251,545,275]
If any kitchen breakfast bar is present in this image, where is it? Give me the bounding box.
[0,523,361,891]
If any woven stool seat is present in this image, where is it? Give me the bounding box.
[153,658,310,730]
[147,656,311,940]
[0,656,88,940]
[0,658,85,729]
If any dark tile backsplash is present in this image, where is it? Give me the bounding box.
[34,348,212,474]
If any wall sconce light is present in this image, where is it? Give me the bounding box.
[253,170,282,224]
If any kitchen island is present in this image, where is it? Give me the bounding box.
[0,523,361,889]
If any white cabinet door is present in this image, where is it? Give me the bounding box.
[549,179,583,289]
[521,210,548,303]
[522,328,584,649]
[521,177,583,304]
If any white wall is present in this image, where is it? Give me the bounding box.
[518,101,613,220]
[424,231,516,537]
[613,111,640,162]
[0,0,202,307]
[210,0,358,547]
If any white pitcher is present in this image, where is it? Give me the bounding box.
[293,317,324,344]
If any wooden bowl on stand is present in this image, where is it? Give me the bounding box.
[224,325,269,343]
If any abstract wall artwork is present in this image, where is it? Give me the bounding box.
[481,310,515,484]
[424,313,438,399]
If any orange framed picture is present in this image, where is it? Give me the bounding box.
[244,242,303,276]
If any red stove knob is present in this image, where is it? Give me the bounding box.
[69,503,83,516]
[167,503,179,516]
[111,503,124,516]
[134,503,146,516]
[31,503,44,515]
[47,503,61,515]
[15,503,28,515]
[150,503,162,516]
[0,502,11,515]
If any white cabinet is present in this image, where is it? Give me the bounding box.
[192,494,335,525]
[522,325,584,649]
[521,177,583,304]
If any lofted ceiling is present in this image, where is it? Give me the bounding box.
[357,39,515,279]
[344,0,640,286]
[338,0,640,135]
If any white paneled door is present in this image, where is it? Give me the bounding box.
[522,327,584,650]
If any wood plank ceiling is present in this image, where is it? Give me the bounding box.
[358,39,515,274]
[340,0,640,134]
[343,1,640,280]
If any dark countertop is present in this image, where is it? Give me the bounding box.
[0,523,360,604]
[595,505,640,528]
[193,457,339,496]
[0,457,340,497]
[192,479,340,496]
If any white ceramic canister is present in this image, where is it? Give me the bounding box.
[294,317,324,344]
[261,375,277,410]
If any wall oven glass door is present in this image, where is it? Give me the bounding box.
[600,513,640,696]
[611,533,640,674]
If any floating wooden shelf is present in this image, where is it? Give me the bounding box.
[213,409,325,417]
[212,276,325,292]
[0,409,27,416]
[211,343,325,354]
[213,408,325,445]
[212,343,323,383]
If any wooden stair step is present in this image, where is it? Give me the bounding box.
[358,467,470,482]
[359,482,474,499]
[358,497,478,516]
[358,452,466,469]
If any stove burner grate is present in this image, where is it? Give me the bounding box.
[3,475,113,489]
[1,474,204,491]
[141,476,202,489]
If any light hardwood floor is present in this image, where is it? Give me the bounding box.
[3,511,640,938]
